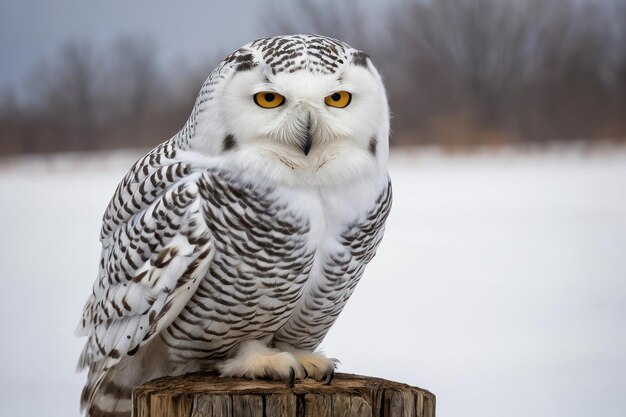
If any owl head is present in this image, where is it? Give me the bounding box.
[188,35,389,186]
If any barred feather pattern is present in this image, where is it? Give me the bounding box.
[78,149,391,415]
[77,34,392,417]
[160,170,315,362]
[273,182,392,349]
[163,176,392,364]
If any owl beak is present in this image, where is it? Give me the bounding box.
[301,132,312,157]
[298,112,313,156]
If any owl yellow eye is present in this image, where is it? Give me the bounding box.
[324,91,352,108]
[253,91,285,108]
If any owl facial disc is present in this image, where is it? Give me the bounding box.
[190,34,390,186]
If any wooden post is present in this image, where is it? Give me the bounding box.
[133,372,435,417]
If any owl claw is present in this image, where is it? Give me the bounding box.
[286,349,339,382]
[323,368,335,385]
[218,340,307,382]
[287,367,296,387]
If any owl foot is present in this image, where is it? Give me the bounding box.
[274,343,338,384]
[295,352,338,384]
[218,340,307,384]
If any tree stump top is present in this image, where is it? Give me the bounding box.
[133,372,435,417]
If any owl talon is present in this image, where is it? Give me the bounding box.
[323,368,335,384]
[287,367,296,387]
[79,34,391,417]
[218,340,307,382]
[272,344,339,383]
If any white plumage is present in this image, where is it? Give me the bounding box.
[77,34,391,417]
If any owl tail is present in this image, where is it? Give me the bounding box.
[81,363,133,417]
[80,338,176,417]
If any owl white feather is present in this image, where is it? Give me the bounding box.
[77,34,391,417]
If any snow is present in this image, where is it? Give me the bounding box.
[1,147,625,417]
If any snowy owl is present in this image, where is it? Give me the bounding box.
[77,34,391,417]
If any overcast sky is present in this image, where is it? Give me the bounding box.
[0,0,398,96]
[3,0,618,97]
[0,0,269,93]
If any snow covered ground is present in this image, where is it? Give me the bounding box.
[1,147,625,417]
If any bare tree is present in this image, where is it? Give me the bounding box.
[26,40,102,150]
[106,37,159,122]
[1,0,625,156]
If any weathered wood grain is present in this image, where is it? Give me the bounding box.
[191,394,231,417]
[133,373,435,417]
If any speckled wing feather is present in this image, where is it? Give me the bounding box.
[99,139,193,243]
[76,141,214,410]
[77,33,393,417]
[274,179,392,349]
[159,171,315,364]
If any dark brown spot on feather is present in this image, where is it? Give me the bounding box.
[153,247,177,268]
[236,61,255,72]
[352,51,370,69]
[222,134,237,152]
[234,53,256,72]
[236,53,254,63]
[369,137,377,156]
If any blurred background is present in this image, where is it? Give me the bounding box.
[2,0,626,153]
[0,0,625,416]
